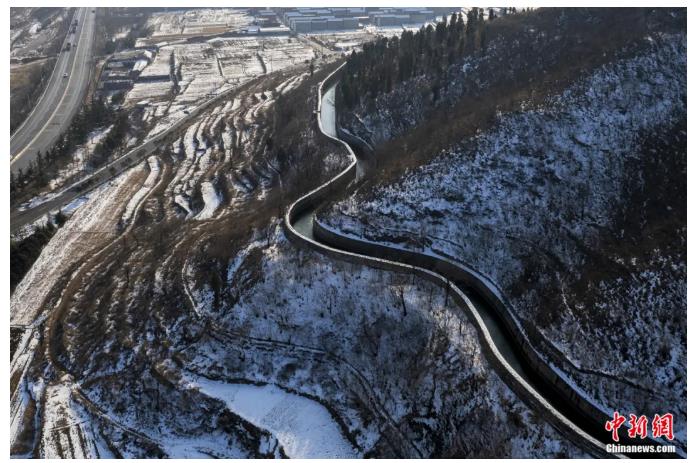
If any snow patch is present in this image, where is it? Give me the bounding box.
[188,377,359,459]
[195,181,222,220]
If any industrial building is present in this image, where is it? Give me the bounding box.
[281,7,442,33]
[368,8,436,27]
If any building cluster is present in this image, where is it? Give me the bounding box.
[252,9,281,27]
[282,8,362,33]
[98,49,155,92]
[367,8,436,27]
[280,7,457,33]
[279,7,455,34]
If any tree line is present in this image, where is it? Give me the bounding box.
[10,210,66,293]
[98,9,151,56]
[339,8,518,109]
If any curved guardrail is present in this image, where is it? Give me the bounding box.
[284,64,683,458]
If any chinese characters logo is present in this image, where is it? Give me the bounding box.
[605,411,674,441]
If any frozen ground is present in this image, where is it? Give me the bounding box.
[39,377,113,458]
[10,164,156,457]
[188,376,359,458]
[46,125,114,192]
[195,181,221,220]
[10,69,342,458]
[144,8,252,41]
[11,165,148,326]
[126,35,315,144]
[160,71,314,220]
[213,36,315,77]
[122,156,161,224]
[11,8,68,59]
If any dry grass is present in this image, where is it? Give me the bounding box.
[10,59,49,90]
[10,58,56,131]
[39,61,344,380]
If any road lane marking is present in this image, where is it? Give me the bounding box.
[11,8,91,165]
[10,8,79,143]
[11,7,87,160]
[10,50,72,154]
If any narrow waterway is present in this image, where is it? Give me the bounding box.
[287,80,683,458]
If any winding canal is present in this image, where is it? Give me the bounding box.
[285,67,682,459]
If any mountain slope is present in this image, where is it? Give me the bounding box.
[323,11,686,448]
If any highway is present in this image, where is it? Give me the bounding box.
[10,7,96,175]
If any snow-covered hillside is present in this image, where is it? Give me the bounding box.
[10,8,686,459]
[10,64,351,458]
[323,32,686,446]
[181,223,587,457]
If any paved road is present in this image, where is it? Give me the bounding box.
[10,138,157,234]
[10,7,96,175]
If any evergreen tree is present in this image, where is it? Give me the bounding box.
[54,209,67,227]
[339,7,514,108]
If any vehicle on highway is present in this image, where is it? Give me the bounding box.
[63,73,69,78]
